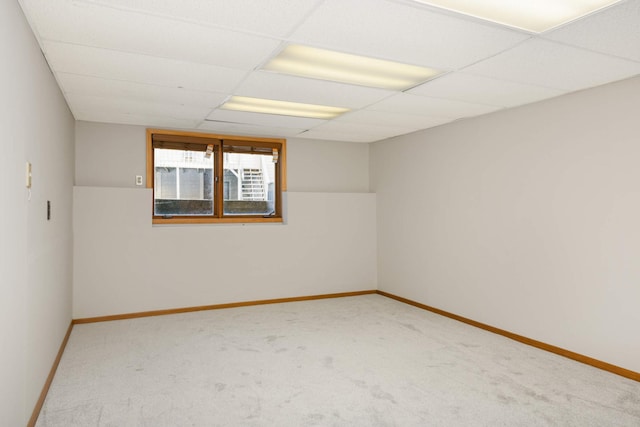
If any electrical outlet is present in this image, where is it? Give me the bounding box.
[135,175,143,186]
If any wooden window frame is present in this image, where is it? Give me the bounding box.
[147,129,286,224]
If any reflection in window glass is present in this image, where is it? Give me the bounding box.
[153,148,214,216]
[155,167,176,199]
[223,153,275,216]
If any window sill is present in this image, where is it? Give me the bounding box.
[152,216,283,225]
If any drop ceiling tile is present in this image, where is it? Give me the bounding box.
[206,109,326,129]
[544,0,640,62]
[73,111,201,129]
[368,93,502,118]
[20,0,640,141]
[236,72,394,109]
[57,73,228,108]
[314,121,414,135]
[23,0,280,69]
[198,121,305,138]
[67,0,324,38]
[463,39,640,91]
[299,121,417,143]
[290,0,528,70]
[337,109,454,129]
[66,94,213,121]
[409,72,567,107]
[43,41,247,93]
[297,128,416,143]
[295,131,379,143]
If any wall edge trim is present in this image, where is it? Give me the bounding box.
[28,321,74,427]
[72,290,377,324]
[376,290,639,383]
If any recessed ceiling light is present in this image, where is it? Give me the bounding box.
[413,0,623,33]
[220,96,349,120]
[262,45,440,91]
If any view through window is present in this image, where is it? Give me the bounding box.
[147,130,285,224]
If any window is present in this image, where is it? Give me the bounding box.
[147,129,286,224]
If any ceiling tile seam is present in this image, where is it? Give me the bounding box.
[399,70,454,92]
[400,84,506,109]
[385,0,536,35]
[280,1,483,76]
[300,128,408,143]
[452,34,536,73]
[84,105,206,125]
[291,117,331,135]
[537,35,640,64]
[203,118,312,133]
[426,70,562,92]
[277,0,328,40]
[248,43,289,75]
[67,92,212,116]
[281,36,456,74]
[534,0,633,34]
[236,69,394,110]
[59,0,531,90]
[51,71,235,108]
[80,0,299,42]
[194,118,206,129]
[455,69,572,92]
[200,67,258,130]
[41,38,271,73]
[336,115,452,132]
[389,0,629,36]
[346,123,420,135]
[347,91,482,121]
[311,119,421,134]
[541,72,640,101]
[421,95,507,110]
[408,89,551,109]
[69,94,223,116]
[334,119,424,132]
[406,71,565,105]
[203,101,334,135]
[203,38,425,132]
[55,71,232,96]
[343,111,455,127]
[76,111,200,128]
[330,89,414,122]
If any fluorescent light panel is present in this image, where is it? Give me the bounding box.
[413,0,623,33]
[263,45,440,91]
[220,96,349,119]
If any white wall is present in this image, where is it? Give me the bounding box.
[73,189,376,318]
[286,137,370,192]
[371,76,640,373]
[75,121,146,188]
[73,122,375,318]
[1,2,75,425]
[74,122,371,192]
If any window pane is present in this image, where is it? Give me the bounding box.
[154,148,214,216]
[223,152,275,216]
[155,167,177,199]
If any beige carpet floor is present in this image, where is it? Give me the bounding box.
[36,294,640,426]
